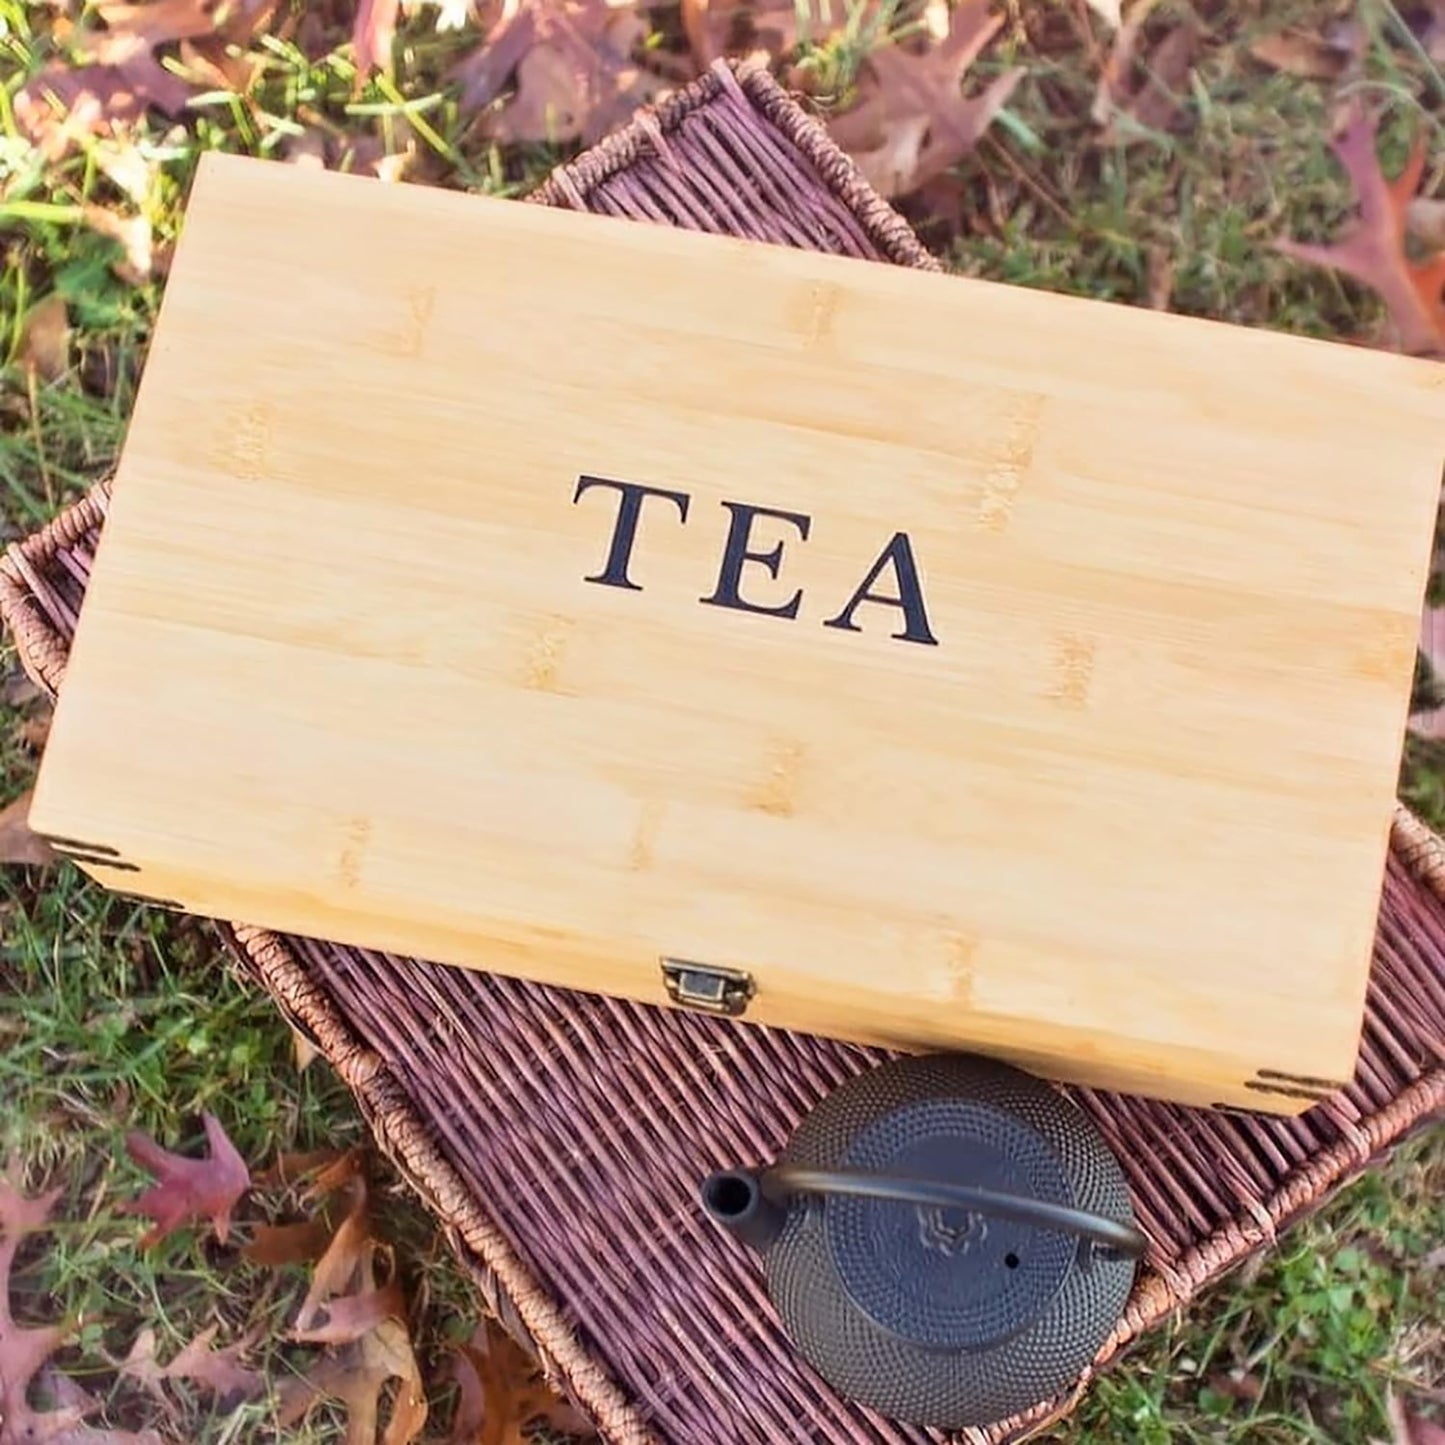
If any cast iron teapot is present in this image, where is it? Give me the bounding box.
[700,1053,1146,1429]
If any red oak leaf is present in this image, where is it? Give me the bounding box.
[1277,98,1445,355]
[827,0,1023,199]
[120,1113,250,1246]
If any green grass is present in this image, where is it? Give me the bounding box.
[2,0,1443,1438]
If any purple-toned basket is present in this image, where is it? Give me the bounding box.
[3,59,1443,1445]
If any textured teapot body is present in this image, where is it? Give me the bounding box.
[702,1053,1143,1429]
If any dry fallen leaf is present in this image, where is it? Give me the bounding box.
[1144,244,1174,310]
[354,0,400,75]
[1408,197,1445,253]
[290,1179,403,1347]
[244,1217,333,1266]
[163,1324,264,1403]
[18,295,71,383]
[0,791,59,867]
[1093,0,1197,143]
[256,1145,364,1194]
[16,0,272,157]
[1386,1392,1445,1445]
[117,1327,169,1409]
[117,1323,263,1410]
[292,1028,320,1072]
[1207,1368,1263,1402]
[275,1175,427,1445]
[1418,605,1445,738]
[1278,99,1445,356]
[454,2,540,113]
[1248,27,1353,80]
[0,1169,156,1443]
[0,1164,71,1444]
[178,0,273,91]
[2,674,41,709]
[448,1325,596,1445]
[457,0,669,147]
[827,0,1023,199]
[15,710,52,754]
[1083,0,1122,28]
[92,138,154,204]
[82,205,164,285]
[681,0,844,69]
[120,1112,250,1246]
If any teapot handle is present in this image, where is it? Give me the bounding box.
[702,1165,1148,1258]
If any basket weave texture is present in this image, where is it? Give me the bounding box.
[4,59,1444,1445]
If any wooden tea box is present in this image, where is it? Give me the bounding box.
[32,152,1445,1113]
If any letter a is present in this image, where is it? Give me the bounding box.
[822,532,939,646]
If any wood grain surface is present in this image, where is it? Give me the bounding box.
[32,152,1445,1111]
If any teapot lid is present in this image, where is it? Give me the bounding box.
[822,1095,1082,1347]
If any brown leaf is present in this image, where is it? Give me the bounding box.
[34,1369,161,1445]
[1414,604,1445,738]
[460,0,670,147]
[2,674,42,709]
[16,711,52,753]
[120,1112,250,1246]
[92,139,154,204]
[278,1182,426,1445]
[1207,1368,1263,1402]
[292,1028,320,1072]
[454,3,538,112]
[37,1427,166,1443]
[448,1325,596,1445]
[118,1327,169,1408]
[1145,244,1174,310]
[305,1149,369,1201]
[244,1217,333,1267]
[277,1317,426,1445]
[293,1279,405,1346]
[178,0,274,91]
[81,205,158,285]
[1408,197,1445,253]
[18,296,71,383]
[1427,1,1445,63]
[256,1146,361,1193]
[353,0,400,74]
[178,35,258,90]
[1387,1392,1445,1445]
[162,1323,264,1403]
[1090,0,1161,127]
[1094,3,1197,143]
[680,0,844,68]
[293,1181,372,1335]
[0,1164,78,1444]
[1083,0,1121,27]
[1277,99,1445,356]
[827,0,1022,199]
[0,790,59,867]
[1127,21,1196,134]
[16,58,188,160]
[15,0,272,156]
[37,1367,101,1418]
[1248,27,1351,80]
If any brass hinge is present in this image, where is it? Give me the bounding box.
[660,958,755,1017]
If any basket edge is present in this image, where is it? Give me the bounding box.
[529,58,942,275]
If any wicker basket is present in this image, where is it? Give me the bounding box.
[4,60,1443,1445]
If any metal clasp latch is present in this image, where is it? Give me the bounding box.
[661,958,755,1017]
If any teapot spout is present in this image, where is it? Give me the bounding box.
[701,1169,786,1253]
